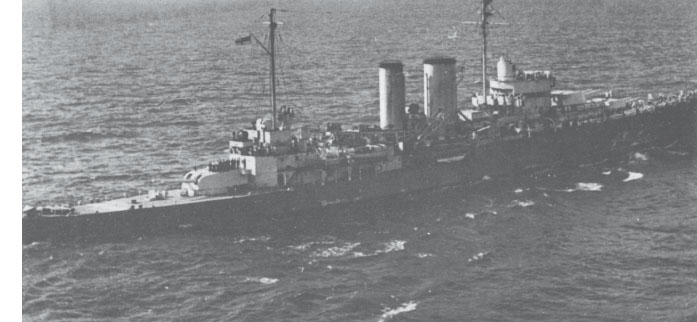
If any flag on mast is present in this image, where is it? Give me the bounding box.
[235,35,252,45]
[484,0,494,18]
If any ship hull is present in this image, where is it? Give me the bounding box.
[22,103,695,244]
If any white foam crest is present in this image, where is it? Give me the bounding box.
[416,253,433,258]
[465,213,476,219]
[382,240,406,253]
[632,152,649,161]
[437,155,465,163]
[574,182,604,191]
[320,198,350,206]
[378,301,418,322]
[602,170,612,175]
[235,235,270,244]
[259,277,278,284]
[288,242,315,251]
[513,188,524,194]
[312,242,360,258]
[352,251,369,258]
[623,172,644,182]
[288,237,336,251]
[290,241,328,251]
[23,241,51,250]
[510,200,535,208]
[468,251,489,262]
[244,277,279,284]
[352,240,406,258]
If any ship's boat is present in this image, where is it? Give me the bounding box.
[22,3,697,244]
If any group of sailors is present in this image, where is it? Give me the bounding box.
[621,89,697,115]
[208,158,245,172]
[278,105,296,123]
[516,70,553,81]
[650,90,696,104]
[230,143,280,157]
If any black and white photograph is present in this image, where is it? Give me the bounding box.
[22,0,696,320]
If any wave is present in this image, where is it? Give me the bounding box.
[23,241,51,251]
[287,236,337,251]
[664,150,690,157]
[379,301,418,322]
[540,182,605,192]
[92,174,133,181]
[168,98,196,105]
[579,158,609,168]
[570,182,604,192]
[623,171,644,182]
[437,155,465,163]
[382,240,406,253]
[513,188,527,194]
[510,200,535,208]
[632,152,649,161]
[468,251,489,262]
[297,239,406,259]
[312,242,360,258]
[288,242,317,251]
[416,253,433,258]
[235,236,270,244]
[243,277,278,284]
[353,240,406,258]
[42,129,138,142]
[122,120,204,128]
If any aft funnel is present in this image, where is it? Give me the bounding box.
[423,57,457,119]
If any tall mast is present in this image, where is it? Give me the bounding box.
[268,8,278,130]
[480,0,493,96]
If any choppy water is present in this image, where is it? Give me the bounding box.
[23,0,697,321]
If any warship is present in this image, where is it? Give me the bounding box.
[23,2,697,243]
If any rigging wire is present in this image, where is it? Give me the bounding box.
[277,7,450,16]
[277,36,296,110]
[277,30,312,120]
[242,31,268,111]
[276,33,288,109]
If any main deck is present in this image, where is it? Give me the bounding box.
[61,189,269,216]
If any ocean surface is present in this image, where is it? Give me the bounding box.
[22,0,697,321]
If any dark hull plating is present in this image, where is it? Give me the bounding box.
[22,103,696,244]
